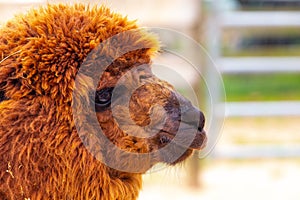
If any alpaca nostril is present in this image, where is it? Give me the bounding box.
[181,106,205,132]
[197,126,203,132]
[198,111,205,131]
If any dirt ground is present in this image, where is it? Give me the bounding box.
[139,117,300,200]
[139,159,300,200]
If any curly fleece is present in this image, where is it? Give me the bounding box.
[0,4,159,199]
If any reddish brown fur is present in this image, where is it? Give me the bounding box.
[0,4,206,200]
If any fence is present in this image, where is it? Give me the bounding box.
[205,0,300,158]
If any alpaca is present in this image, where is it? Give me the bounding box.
[0,4,206,200]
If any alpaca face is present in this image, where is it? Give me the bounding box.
[89,61,206,171]
[70,29,207,172]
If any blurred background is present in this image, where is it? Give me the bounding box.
[1,0,300,199]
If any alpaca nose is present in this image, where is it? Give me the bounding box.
[173,92,207,150]
[174,92,205,131]
[181,106,205,132]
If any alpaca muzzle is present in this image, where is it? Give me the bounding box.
[162,92,207,151]
[180,106,207,150]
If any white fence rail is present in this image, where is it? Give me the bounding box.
[207,1,300,117]
[225,101,300,117]
[207,1,300,158]
[220,11,300,27]
[218,57,300,74]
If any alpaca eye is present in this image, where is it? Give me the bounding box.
[95,87,114,108]
[160,135,171,145]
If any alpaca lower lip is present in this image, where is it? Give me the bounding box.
[177,128,207,150]
[159,127,207,150]
[188,130,207,150]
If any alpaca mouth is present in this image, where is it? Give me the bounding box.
[156,123,206,165]
[159,91,207,151]
[188,125,207,150]
[159,102,207,151]
[186,128,207,150]
[159,124,207,151]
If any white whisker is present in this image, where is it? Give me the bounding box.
[0,50,21,64]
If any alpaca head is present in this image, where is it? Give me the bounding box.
[0,4,207,174]
[72,29,207,173]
